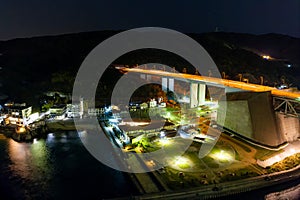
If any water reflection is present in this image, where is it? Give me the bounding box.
[2,132,137,199]
[7,137,54,199]
[8,139,33,179]
[8,138,52,179]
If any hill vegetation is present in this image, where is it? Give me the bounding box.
[0,31,298,107]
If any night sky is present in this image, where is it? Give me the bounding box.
[0,0,299,40]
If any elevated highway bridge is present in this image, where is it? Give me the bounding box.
[117,67,299,147]
[119,67,300,100]
[118,67,300,118]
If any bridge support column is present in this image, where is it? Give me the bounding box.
[146,74,151,81]
[190,83,206,108]
[162,77,174,92]
[198,83,206,105]
[168,78,174,92]
[162,77,168,91]
[141,74,152,80]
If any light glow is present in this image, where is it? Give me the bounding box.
[118,121,150,126]
[257,143,300,168]
[16,126,26,134]
[166,112,171,118]
[160,131,165,138]
[146,160,156,167]
[174,156,189,166]
[169,156,193,170]
[262,55,271,60]
[212,150,233,162]
[159,138,171,146]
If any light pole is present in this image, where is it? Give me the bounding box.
[260,76,264,85]
[243,78,249,84]
[238,74,242,82]
[172,67,176,73]
[222,72,226,79]
[208,70,212,77]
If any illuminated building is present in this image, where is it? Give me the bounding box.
[6,103,32,126]
[49,104,67,119]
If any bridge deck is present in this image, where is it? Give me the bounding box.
[119,67,300,100]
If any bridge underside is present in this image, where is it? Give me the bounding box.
[217,91,296,147]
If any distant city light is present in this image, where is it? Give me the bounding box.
[262,55,271,60]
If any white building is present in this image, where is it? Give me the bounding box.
[149,99,157,108]
[7,103,32,126]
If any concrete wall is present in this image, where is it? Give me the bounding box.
[217,91,285,147]
[276,113,300,142]
[217,100,253,138]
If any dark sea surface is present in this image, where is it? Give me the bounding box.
[0,131,138,200]
[1,131,299,200]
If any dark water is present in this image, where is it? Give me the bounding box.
[0,131,138,200]
[1,131,299,200]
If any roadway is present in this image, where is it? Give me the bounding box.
[119,67,300,100]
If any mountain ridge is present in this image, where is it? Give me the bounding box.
[0,30,299,106]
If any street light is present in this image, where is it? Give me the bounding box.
[208,70,212,77]
[260,76,264,85]
[243,78,249,84]
[222,72,226,79]
[238,74,242,82]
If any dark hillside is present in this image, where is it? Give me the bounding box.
[0,31,298,107]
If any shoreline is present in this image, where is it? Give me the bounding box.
[1,120,300,199]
